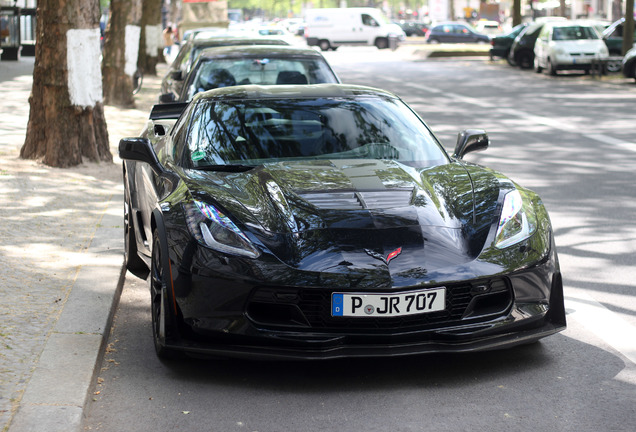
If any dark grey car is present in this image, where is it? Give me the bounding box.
[424,22,490,44]
[159,45,341,103]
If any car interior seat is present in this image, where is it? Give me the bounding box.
[200,68,236,91]
[276,71,308,84]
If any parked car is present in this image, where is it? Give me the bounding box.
[602,18,636,56]
[508,22,544,69]
[161,37,290,99]
[534,21,609,75]
[395,20,429,36]
[489,22,529,60]
[424,22,490,44]
[507,18,570,69]
[602,18,636,72]
[119,84,566,360]
[622,46,636,81]
[305,7,405,51]
[474,20,502,37]
[159,45,340,102]
[251,26,299,45]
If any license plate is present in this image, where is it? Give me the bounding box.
[331,288,446,317]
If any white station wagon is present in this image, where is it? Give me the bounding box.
[534,21,609,75]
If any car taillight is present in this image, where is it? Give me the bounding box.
[424,29,430,39]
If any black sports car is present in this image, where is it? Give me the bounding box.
[119,84,566,360]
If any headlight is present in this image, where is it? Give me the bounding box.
[494,189,537,249]
[185,200,260,258]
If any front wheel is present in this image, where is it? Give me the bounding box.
[318,40,331,51]
[150,230,181,359]
[548,58,557,76]
[375,37,388,50]
[605,60,621,73]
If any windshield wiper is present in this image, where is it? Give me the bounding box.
[194,164,255,173]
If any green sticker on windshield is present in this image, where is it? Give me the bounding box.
[191,151,206,161]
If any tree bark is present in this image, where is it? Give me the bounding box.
[623,0,635,56]
[138,0,163,76]
[102,0,142,107]
[20,0,111,168]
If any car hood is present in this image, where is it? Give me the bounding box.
[182,159,504,278]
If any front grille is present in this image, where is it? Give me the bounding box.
[247,279,512,332]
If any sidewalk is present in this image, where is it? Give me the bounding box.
[0,58,164,432]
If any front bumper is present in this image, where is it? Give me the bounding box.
[164,241,566,360]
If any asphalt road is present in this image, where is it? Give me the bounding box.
[82,48,636,432]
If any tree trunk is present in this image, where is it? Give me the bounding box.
[512,0,522,27]
[102,0,142,107]
[624,0,635,56]
[20,0,111,168]
[138,0,163,76]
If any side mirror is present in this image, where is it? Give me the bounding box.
[119,138,165,175]
[159,93,176,103]
[170,70,183,81]
[453,129,489,159]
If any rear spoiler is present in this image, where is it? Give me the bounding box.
[149,102,188,120]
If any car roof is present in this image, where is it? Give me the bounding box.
[543,21,599,28]
[191,83,400,102]
[190,37,289,47]
[196,45,327,60]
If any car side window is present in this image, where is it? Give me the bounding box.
[457,25,469,34]
[361,14,378,27]
[171,110,193,161]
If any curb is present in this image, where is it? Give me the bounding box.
[8,191,126,432]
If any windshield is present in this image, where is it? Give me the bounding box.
[187,57,338,100]
[182,96,449,169]
[552,26,599,40]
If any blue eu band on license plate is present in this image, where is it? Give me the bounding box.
[331,288,446,317]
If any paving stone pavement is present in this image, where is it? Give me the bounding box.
[0,57,165,432]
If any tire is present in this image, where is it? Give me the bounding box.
[517,51,533,69]
[123,185,147,275]
[548,58,557,76]
[150,230,181,360]
[132,69,143,95]
[318,40,330,51]
[605,60,621,73]
[375,37,388,50]
[427,38,440,44]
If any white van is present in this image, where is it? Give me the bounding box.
[304,7,405,51]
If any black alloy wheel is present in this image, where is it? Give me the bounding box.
[150,230,180,359]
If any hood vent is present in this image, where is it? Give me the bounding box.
[300,189,413,210]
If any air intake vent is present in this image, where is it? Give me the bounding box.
[300,192,362,210]
[301,189,413,210]
[359,190,413,209]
